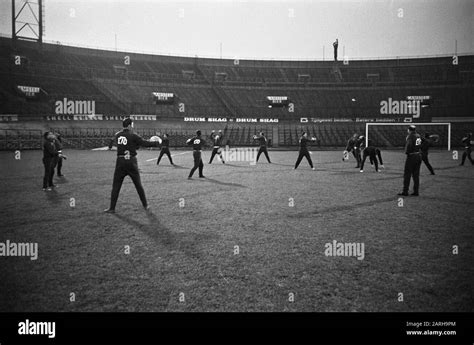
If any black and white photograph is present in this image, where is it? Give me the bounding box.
[0,0,473,344]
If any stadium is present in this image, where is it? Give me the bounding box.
[1,0,473,322]
[1,36,473,150]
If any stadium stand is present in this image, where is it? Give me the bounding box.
[0,36,473,148]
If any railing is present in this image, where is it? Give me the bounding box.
[0,129,43,150]
[2,33,472,62]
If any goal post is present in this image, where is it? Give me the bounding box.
[365,122,451,151]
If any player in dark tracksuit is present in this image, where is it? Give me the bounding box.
[53,133,64,177]
[209,130,225,164]
[294,132,317,170]
[42,131,62,191]
[366,147,384,168]
[254,132,271,163]
[104,118,159,213]
[187,130,206,179]
[420,133,438,175]
[460,132,474,166]
[373,148,384,167]
[398,125,422,196]
[345,134,362,168]
[356,136,365,160]
[360,139,380,172]
[156,134,174,166]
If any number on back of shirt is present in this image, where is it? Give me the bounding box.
[415,138,421,146]
[118,136,127,145]
[193,139,201,145]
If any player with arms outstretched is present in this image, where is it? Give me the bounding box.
[253,132,271,164]
[187,130,206,179]
[420,133,439,175]
[209,130,225,164]
[156,133,174,166]
[104,118,159,213]
[294,132,317,170]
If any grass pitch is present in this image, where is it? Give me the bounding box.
[0,148,473,312]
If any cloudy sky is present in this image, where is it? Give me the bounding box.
[1,0,473,60]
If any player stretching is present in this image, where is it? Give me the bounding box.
[344,133,362,168]
[360,139,381,172]
[398,125,422,196]
[187,130,206,179]
[420,133,439,175]
[209,130,225,164]
[104,118,159,213]
[253,132,271,163]
[373,148,384,168]
[294,132,317,170]
[460,132,474,166]
[156,133,174,166]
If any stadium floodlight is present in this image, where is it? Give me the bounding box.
[366,122,451,151]
[12,0,44,43]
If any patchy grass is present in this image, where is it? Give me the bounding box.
[0,148,473,312]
